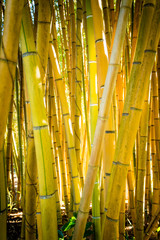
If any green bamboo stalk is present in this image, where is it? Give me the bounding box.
[20,1,58,239]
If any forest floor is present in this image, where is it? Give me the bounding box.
[7,209,159,240]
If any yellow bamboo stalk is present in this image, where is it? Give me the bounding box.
[86,1,101,238]
[0,2,24,239]
[150,74,159,219]
[136,91,149,240]
[20,1,58,239]
[119,190,125,240]
[37,0,51,92]
[157,41,160,115]
[34,0,38,41]
[0,0,24,153]
[102,0,112,58]
[51,1,59,60]
[91,0,108,100]
[25,132,37,240]
[152,61,160,178]
[72,1,132,239]
[49,58,69,214]
[24,76,37,240]
[127,158,136,229]
[49,42,81,212]
[145,117,151,219]
[58,0,71,95]
[75,0,83,188]
[131,0,142,64]
[69,0,76,126]
[104,2,159,238]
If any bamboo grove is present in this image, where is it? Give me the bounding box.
[1,0,160,239]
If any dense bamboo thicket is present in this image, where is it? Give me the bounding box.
[1,0,160,240]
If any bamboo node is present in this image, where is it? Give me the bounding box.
[33,125,48,130]
[55,78,63,81]
[90,103,98,106]
[133,61,141,65]
[74,202,80,205]
[0,208,6,215]
[109,63,120,66]
[120,4,131,10]
[105,130,115,134]
[72,175,78,179]
[26,210,36,216]
[144,49,156,53]
[106,215,119,222]
[95,38,103,43]
[88,164,99,169]
[122,113,129,116]
[92,216,100,219]
[105,173,111,176]
[79,209,89,214]
[130,107,142,111]
[98,116,108,121]
[143,3,155,8]
[22,51,37,58]
[88,60,96,63]
[113,161,129,167]
[0,58,16,65]
[38,21,50,24]
[40,192,55,199]
[68,146,75,150]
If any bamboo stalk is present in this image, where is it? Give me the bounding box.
[144,206,160,240]
[104,2,160,238]
[37,0,51,92]
[72,1,132,239]
[49,42,81,212]
[20,1,58,239]
[0,0,24,150]
[136,91,149,240]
